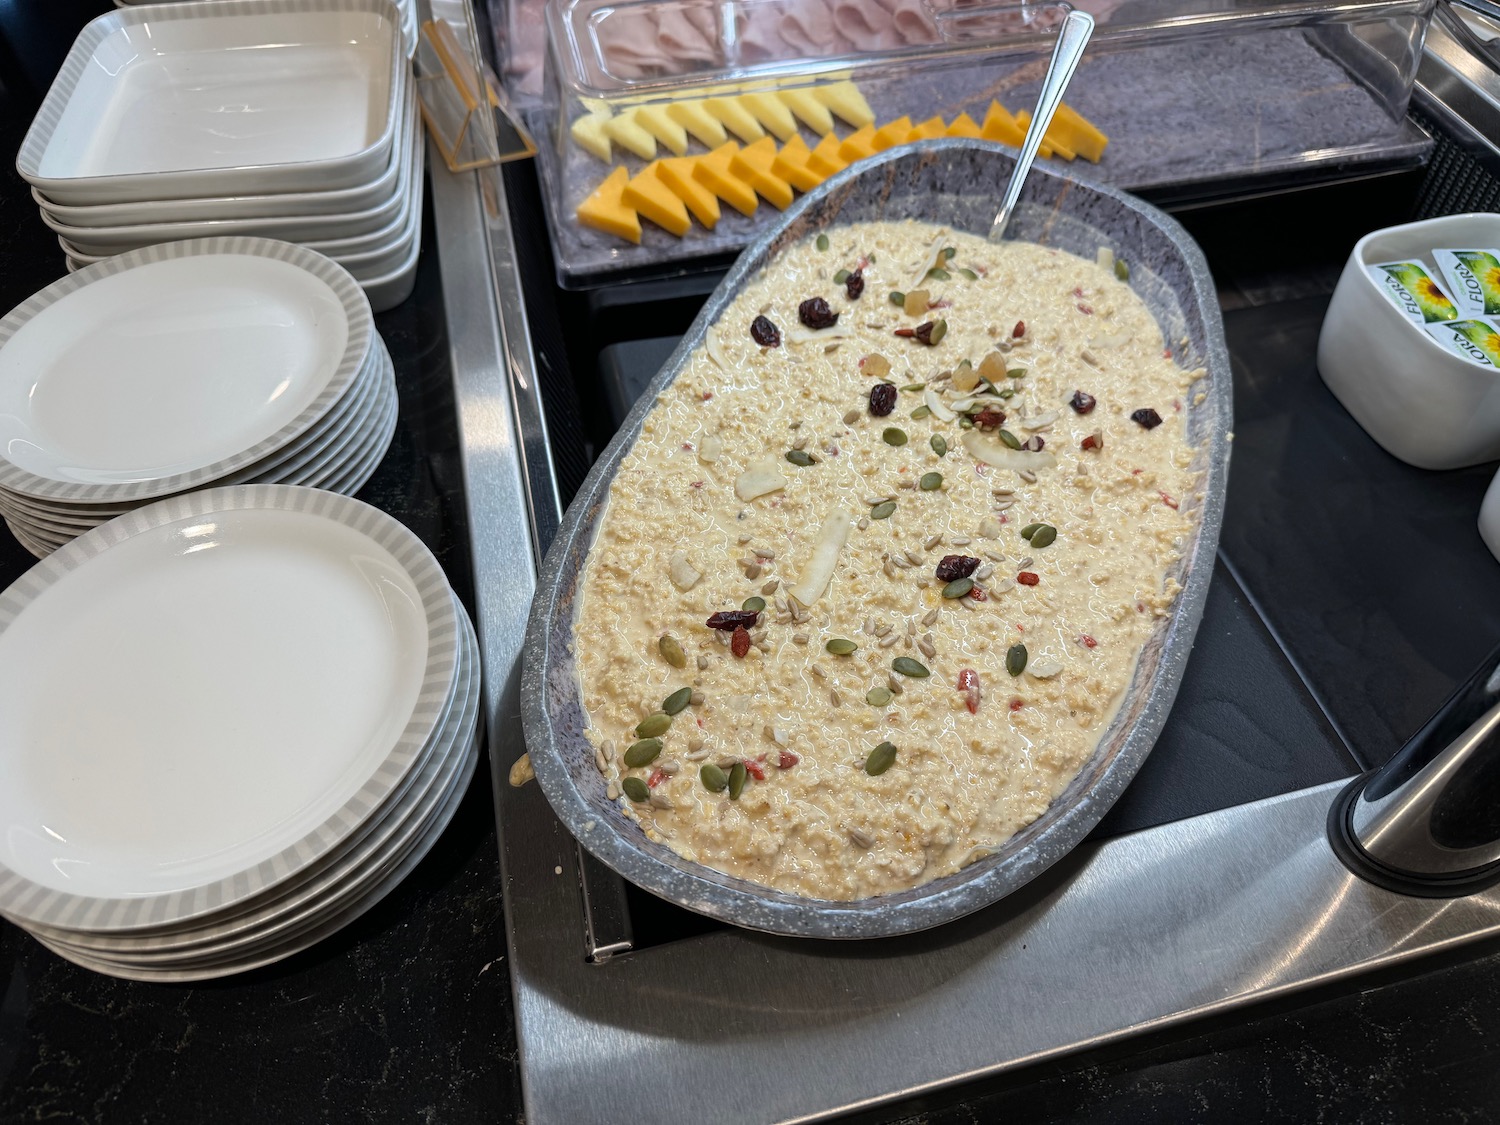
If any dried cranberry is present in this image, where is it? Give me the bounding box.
[1024,435,1045,452]
[777,750,800,769]
[845,268,864,301]
[798,297,839,330]
[1016,571,1040,586]
[1131,408,1163,429]
[647,768,666,788]
[730,625,751,658]
[935,555,980,582]
[869,382,898,416]
[968,585,987,601]
[957,669,981,714]
[1079,634,1098,648]
[1012,320,1026,338]
[1159,491,1180,510]
[743,757,767,781]
[973,408,1005,430]
[913,319,947,346]
[1081,432,1103,452]
[1070,390,1096,414]
[707,609,760,631]
[750,315,781,347]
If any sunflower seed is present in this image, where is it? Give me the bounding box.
[991,578,1017,594]
[649,793,674,810]
[888,672,905,694]
[594,748,608,771]
[864,494,891,506]
[830,689,842,706]
[874,623,891,637]
[879,633,901,648]
[905,550,924,567]
[975,564,995,580]
[848,826,875,849]
[745,563,762,579]
[1017,469,1038,483]
[793,633,809,645]
[951,537,972,546]
[606,780,620,800]
[917,638,936,658]
[697,654,711,670]
[1018,556,1034,568]
[762,579,779,594]
[858,517,870,530]
[892,555,911,569]
[922,607,940,627]
[925,533,943,550]
[754,547,776,560]
[690,690,705,706]
[864,616,876,634]
[993,499,1015,511]
[883,559,897,578]
[811,664,827,680]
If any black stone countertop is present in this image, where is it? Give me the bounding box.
[4,54,1500,1125]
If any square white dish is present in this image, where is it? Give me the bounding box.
[18,0,403,206]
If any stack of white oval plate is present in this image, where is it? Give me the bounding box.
[0,237,397,559]
[0,485,481,982]
[18,0,422,312]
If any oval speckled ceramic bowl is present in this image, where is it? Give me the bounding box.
[521,140,1233,939]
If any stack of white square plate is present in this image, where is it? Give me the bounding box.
[111,0,420,57]
[0,238,397,559]
[17,0,422,313]
[0,485,481,982]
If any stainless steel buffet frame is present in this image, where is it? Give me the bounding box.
[427,114,1500,1122]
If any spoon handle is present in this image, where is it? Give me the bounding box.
[989,9,1095,242]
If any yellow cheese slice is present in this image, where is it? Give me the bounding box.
[980,101,1024,146]
[576,167,641,244]
[806,132,849,178]
[730,136,794,209]
[771,135,823,193]
[1014,111,1061,159]
[837,124,877,163]
[634,106,689,157]
[622,161,691,236]
[945,112,982,139]
[693,142,759,217]
[667,99,728,149]
[569,113,612,162]
[740,93,799,142]
[815,80,875,128]
[777,88,835,135]
[705,97,765,144]
[1052,103,1108,162]
[907,115,947,142]
[871,116,914,152]
[602,114,657,161]
[658,156,721,229]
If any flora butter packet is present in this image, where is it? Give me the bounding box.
[1367,260,1459,325]
[1434,249,1500,317]
[1425,317,1500,368]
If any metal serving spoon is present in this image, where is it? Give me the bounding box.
[989,9,1096,242]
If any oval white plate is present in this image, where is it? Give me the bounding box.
[0,485,459,930]
[0,239,372,504]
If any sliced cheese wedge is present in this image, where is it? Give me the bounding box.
[806,132,849,178]
[740,92,799,142]
[622,161,691,236]
[778,88,835,135]
[730,136,794,209]
[946,112,982,139]
[907,115,947,141]
[1015,111,1063,159]
[1052,103,1108,162]
[634,105,689,156]
[693,142,759,217]
[871,116,914,152]
[980,101,1024,146]
[705,97,765,144]
[771,135,824,193]
[602,113,657,161]
[576,167,641,244]
[837,123,877,163]
[570,112,613,162]
[667,99,728,149]
[658,156,721,229]
[816,80,875,128]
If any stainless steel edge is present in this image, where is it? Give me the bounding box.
[1416,2,1500,166]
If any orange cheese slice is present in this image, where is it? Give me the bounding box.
[622,161,691,236]
[705,97,765,144]
[692,142,759,217]
[740,93,799,142]
[771,135,824,193]
[657,156,720,229]
[980,102,1024,146]
[870,116,914,152]
[907,115,947,142]
[576,166,641,244]
[837,124,877,163]
[945,112,982,139]
[1052,103,1108,162]
[1015,111,1064,159]
[778,88,835,136]
[806,132,849,178]
[730,136,794,209]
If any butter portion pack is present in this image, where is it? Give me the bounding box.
[1434,249,1500,318]
[1367,260,1459,325]
[1425,317,1500,368]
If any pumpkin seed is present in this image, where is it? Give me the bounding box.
[957,267,979,281]
[741,596,767,613]
[834,268,850,284]
[700,763,729,792]
[998,428,1022,450]
[622,777,650,802]
[1114,257,1130,281]
[959,417,974,429]
[870,500,897,520]
[911,405,931,420]
[942,246,957,260]
[1029,524,1057,548]
[919,471,943,491]
[865,741,898,776]
[786,449,816,466]
[635,712,671,737]
[816,233,830,251]
[658,635,687,668]
[882,427,908,446]
[901,383,925,392]
[1020,523,1042,540]
[926,267,951,281]
[1007,368,1027,379]
[889,290,905,306]
[866,685,893,707]
[930,434,948,457]
[826,637,858,656]
[892,656,930,678]
[624,737,664,766]
[662,687,693,715]
[728,761,748,799]
[942,576,973,599]
[1006,643,1028,676]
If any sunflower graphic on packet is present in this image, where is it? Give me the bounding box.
[1426,318,1500,368]
[1434,249,1500,317]
[1368,261,1459,325]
